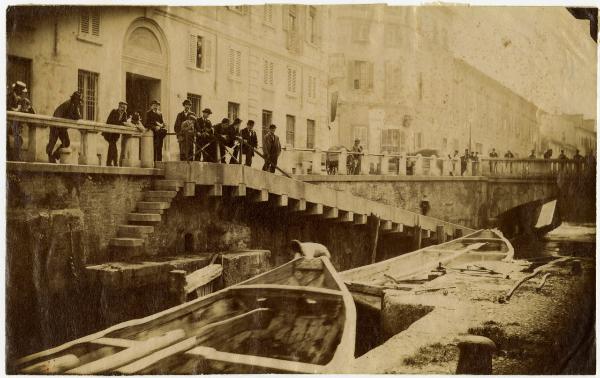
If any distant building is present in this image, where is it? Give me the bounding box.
[7,5,329,161]
[539,113,597,156]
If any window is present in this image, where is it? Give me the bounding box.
[351,61,373,90]
[352,22,370,42]
[353,126,368,147]
[228,102,240,121]
[308,6,316,44]
[286,115,295,147]
[227,5,248,15]
[188,34,212,70]
[228,48,242,79]
[381,129,401,154]
[307,119,316,149]
[263,59,274,86]
[263,4,273,25]
[7,56,32,101]
[262,110,273,139]
[307,75,317,100]
[77,70,98,121]
[187,93,202,115]
[288,5,297,31]
[79,9,100,38]
[287,67,297,94]
[384,24,401,47]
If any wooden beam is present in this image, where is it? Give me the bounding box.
[337,210,354,223]
[183,182,195,197]
[207,184,222,197]
[232,184,246,197]
[422,229,431,238]
[272,194,288,207]
[382,222,404,234]
[305,203,323,216]
[323,206,338,219]
[380,220,392,231]
[289,198,306,212]
[353,213,367,225]
[436,225,447,244]
[250,189,269,203]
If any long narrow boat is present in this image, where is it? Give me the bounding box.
[14,253,356,374]
[341,229,514,309]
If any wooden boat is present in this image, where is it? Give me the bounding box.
[341,229,514,309]
[14,253,356,374]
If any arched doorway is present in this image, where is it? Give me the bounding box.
[121,18,169,129]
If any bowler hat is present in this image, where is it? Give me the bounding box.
[269,124,277,129]
[232,118,241,125]
[151,100,160,105]
[13,81,26,89]
[71,91,82,99]
[202,108,212,114]
[182,99,192,106]
[119,101,128,106]
[221,118,230,124]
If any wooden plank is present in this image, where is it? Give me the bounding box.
[66,329,186,374]
[272,194,288,207]
[90,338,140,349]
[229,284,343,298]
[115,337,197,374]
[337,211,353,223]
[184,265,223,294]
[380,220,392,231]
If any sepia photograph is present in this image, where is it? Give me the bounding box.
[4,2,597,374]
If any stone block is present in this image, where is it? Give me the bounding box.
[381,291,434,339]
[221,249,271,286]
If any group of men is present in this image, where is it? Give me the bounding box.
[6,81,35,161]
[173,100,282,172]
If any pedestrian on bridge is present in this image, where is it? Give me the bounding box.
[213,118,230,163]
[47,91,81,163]
[174,99,195,161]
[240,120,258,167]
[178,113,197,162]
[504,150,515,159]
[104,101,128,167]
[146,100,167,162]
[228,118,242,164]
[195,108,213,162]
[262,124,281,173]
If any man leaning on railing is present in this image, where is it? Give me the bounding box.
[47,91,82,163]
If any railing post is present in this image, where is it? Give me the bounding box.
[414,154,423,176]
[140,129,154,168]
[339,149,348,175]
[398,155,407,176]
[465,158,473,176]
[430,155,439,176]
[472,160,480,176]
[442,157,451,176]
[311,148,322,175]
[121,135,142,167]
[360,153,370,175]
[381,154,389,175]
[78,130,100,165]
[26,123,50,162]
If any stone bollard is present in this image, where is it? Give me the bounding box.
[58,147,72,164]
[140,129,154,168]
[121,135,141,167]
[78,130,100,165]
[456,335,496,374]
[339,149,348,175]
[360,153,370,175]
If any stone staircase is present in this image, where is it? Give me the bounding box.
[108,179,182,260]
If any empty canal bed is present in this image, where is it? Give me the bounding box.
[350,223,595,374]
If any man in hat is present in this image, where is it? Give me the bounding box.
[7,81,27,111]
[228,118,243,164]
[104,101,128,166]
[240,120,258,167]
[349,138,363,175]
[47,91,82,163]
[213,118,230,163]
[174,99,196,161]
[195,108,213,162]
[146,100,166,162]
[262,124,281,173]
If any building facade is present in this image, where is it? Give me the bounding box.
[7,5,329,163]
[6,5,596,163]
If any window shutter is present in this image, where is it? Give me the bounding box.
[228,48,234,76]
[80,11,90,34]
[188,34,197,67]
[235,50,241,78]
[367,62,374,89]
[204,38,212,71]
[91,12,100,36]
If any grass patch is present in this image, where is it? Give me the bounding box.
[403,343,458,367]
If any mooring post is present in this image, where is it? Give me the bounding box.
[456,335,496,374]
[412,225,422,250]
[436,225,446,244]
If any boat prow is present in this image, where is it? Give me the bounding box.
[15,252,356,374]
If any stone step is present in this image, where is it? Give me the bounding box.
[154,180,182,191]
[117,225,154,238]
[136,208,164,215]
[109,237,145,247]
[127,213,162,223]
[145,190,177,202]
[137,201,170,211]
